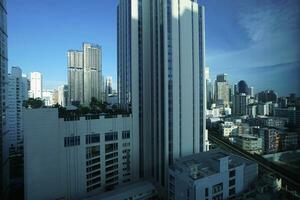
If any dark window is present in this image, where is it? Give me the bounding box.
[229,170,235,178]
[229,188,235,196]
[229,179,235,187]
[122,130,130,139]
[86,146,100,159]
[105,132,118,141]
[212,183,223,194]
[64,136,80,147]
[205,188,209,197]
[86,133,100,144]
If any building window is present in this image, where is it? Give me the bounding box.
[212,183,223,194]
[229,170,235,178]
[105,143,118,153]
[86,146,100,159]
[122,130,130,139]
[105,132,118,141]
[229,188,235,196]
[86,157,100,166]
[87,183,101,192]
[86,133,100,144]
[205,188,209,197]
[229,179,235,187]
[64,136,80,147]
[212,193,223,200]
[86,164,100,173]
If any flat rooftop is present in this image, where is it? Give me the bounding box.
[170,148,255,181]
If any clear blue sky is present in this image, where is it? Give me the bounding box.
[7,0,300,95]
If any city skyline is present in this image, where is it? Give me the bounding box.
[7,0,300,96]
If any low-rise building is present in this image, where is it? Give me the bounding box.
[235,134,263,154]
[24,108,139,200]
[221,121,238,137]
[168,149,258,200]
[259,128,280,154]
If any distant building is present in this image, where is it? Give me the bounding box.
[235,134,263,154]
[247,104,257,118]
[7,67,24,155]
[22,74,29,101]
[169,149,258,200]
[24,108,138,200]
[237,80,248,95]
[57,85,68,107]
[274,107,300,129]
[105,76,113,101]
[232,93,250,116]
[280,132,299,151]
[68,43,102,105]
[221,121,238,137]
[42,90,54,106]
[248,86,254,98]
[257,90,278,103]
[215,74,230,106]
[52,89,59,105]
[259,128,280,154]
[29,72,43,99]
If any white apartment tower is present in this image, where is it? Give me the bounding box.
[29,72,43,99]
[7,67,24,154]
[68,43,102,105]
[117,0,207,190]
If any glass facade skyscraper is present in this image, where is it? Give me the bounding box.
[118,0,207,194]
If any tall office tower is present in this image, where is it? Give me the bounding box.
[237,80,248,95]
[0,0,9,197]
[83,43,102,104]
[29,72,43,99]
[7,67,24,155]
[67,50,84,104]
[233,93,250,116]
[248,86,254,98]
[57,85,68,107]
[118,0,207,191]
[42,90,54,106]
[21,75,29,101]
[215,74,230,106]
[205,67,213,109]
[105,76,113,97]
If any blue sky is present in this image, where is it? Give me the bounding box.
[7,0,300,95]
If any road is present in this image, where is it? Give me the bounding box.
[208,131,300,191]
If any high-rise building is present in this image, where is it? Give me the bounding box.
[117,0,207,192]
[237,80,248,95]
[257,90,278,103]
[215,74,230,106]
[105,76,113,98]
[57,85,68,107]
[232,93,250,116]
[68,50,84,104]
[83,43,102,104]
[0,0,9,196]
[21,75,29,101]
[68,43,102,105]
[7,67,24,155]
[205,67,213,109]
[29,72,43,99]
[248,86,254,98]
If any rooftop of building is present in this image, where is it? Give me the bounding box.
[170,148,255,181]
[83,181,157,200]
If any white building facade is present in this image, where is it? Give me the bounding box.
[117,0,207,192]
[24,108,138,200]
[169,149,258,200]
[29,72,43,99]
